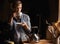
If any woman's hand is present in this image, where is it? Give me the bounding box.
[16,22,29,30]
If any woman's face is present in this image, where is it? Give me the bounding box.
[15,4,22,13]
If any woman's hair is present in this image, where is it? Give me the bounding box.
[13,0,22,9]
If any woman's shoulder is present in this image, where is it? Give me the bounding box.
[22,13,30,18]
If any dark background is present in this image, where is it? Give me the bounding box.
[0,0,58,39]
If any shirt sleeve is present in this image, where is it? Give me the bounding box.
[26,15,31,32]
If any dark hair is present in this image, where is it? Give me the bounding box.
[12,0,22,9]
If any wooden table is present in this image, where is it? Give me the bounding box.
[5,39,53,44]
[24,39,53,44]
